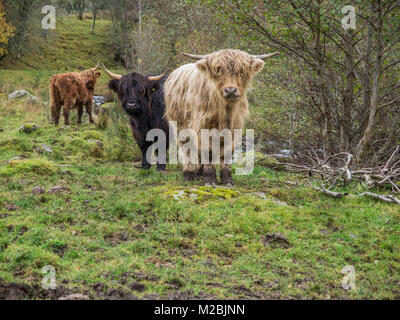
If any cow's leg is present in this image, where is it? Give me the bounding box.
[140,142,152,170]
[220,164,234,186]
[63,105,70,126]
[85,100,95,123]
[77,105,84,125]
[195,164,204,180]
[156,152,166,172]
[203,164,217,186]
[52,103,61,126]
[220,142,234,186]
[183,163,197,181]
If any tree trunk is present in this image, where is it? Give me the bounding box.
[355,0,384,162]
[77,0,85,20]
[341,30,355,152]
[91,10,97,32]
[137,0,142,72]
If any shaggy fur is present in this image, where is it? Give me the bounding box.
[164,49,266,185]
[49,69,101,126]
[108,72,169,170]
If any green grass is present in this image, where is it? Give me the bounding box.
[0,90,399,300]
[0,17,121,71]
[0,21,399,298]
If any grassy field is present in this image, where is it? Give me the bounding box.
[0,80,399,300]
[0,16,399,300]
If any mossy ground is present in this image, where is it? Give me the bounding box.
[0,91,399,299]
[0,17,399,300]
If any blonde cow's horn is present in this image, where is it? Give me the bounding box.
[252,52,280,60]
[101,62,122,80]
[181,53,207,60]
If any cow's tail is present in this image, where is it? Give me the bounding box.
[49,76,60,124]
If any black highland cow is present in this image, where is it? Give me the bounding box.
[103,64,169,170]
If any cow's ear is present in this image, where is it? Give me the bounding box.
[196,59,208,72]
[95,71,101,78]
[108,79,119,92]
[252,58,265,74]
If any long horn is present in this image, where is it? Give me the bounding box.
[181,53,207,60]
[92,61,100,71]
[148,69,170,81]
[101,62,122,80]
[253,52,280,60]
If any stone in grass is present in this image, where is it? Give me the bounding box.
[5,203,20,211]
[8,156,24,163]
[58,294,90,300]
[8,90,39,104]
[48,185,71,194]
[32,186,45,195]
[19,124,39,134]
[87,140,104,148]
[36,143,53,154]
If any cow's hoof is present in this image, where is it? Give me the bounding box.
[183,170,196,181]
[220,167,234,186]
[156,166,166,172]
[204,167,217,185]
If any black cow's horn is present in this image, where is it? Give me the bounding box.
[148,69,170,81]
[101,62,122,80]
[182,53,207,60]
[253,52,280,60]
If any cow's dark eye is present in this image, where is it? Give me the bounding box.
[215,66,222,75]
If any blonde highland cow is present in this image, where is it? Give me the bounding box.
[164,49,279,185]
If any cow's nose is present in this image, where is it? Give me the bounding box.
[127,103,136,109]
[224,87,238,94]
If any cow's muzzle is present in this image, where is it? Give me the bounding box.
[223,87,240,100]
[125,103,141,114]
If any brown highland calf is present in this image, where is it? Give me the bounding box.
[49,62,101,126]
[164,49,278,185]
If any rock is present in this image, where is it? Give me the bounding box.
[32,186,45,195]
[58,294,90,300]
[19,124,39,134]
[5,203,19,211]
[87,140,103,148]
[59,164,72,168]
[8,156,24,163]
[36,143,52,154]
[48,186,71,194]
[235,242,243,248]
[254,192,267,199]
[93,96,106,108]
[271,199,289,207]
[0,128,4,132]
[8,90,39,104]
[61,170,73,176]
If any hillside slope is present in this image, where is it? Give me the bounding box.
[0,16,121,71]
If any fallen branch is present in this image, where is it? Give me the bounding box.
[358,192,400,205]
[308,182,346,199]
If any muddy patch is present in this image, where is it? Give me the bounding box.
[166,290,217,300]
[262,233,290,248]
